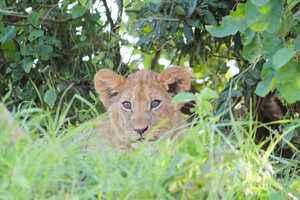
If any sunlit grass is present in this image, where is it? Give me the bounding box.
[0,101,299,199]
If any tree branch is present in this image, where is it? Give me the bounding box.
[114,0,123,33]
[102,0,115,31]
[0,8,82,25]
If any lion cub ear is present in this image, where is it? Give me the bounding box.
[94,69,124,108]
[158,67,191,96]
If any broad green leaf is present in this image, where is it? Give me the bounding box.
[71,5,87,19]
[241,28,255,45]
[174,6,186,16]
[255,71,275,97]
[19,81,36,101]
[272,60,300,103]
[250,0,270,7]
[246,0,281,33]
[203,10,217,26]
[205,16,239,38]
[260,61,273,78]
[271,48,295,71]
[44,89,57,108]
[29,30,44,41]
[80,35,87,41]
[0,26,16,43]
[230,4,247,32]
[11,67,25,81]
[242,34,261,63]
[1,40,16,60]
[278,79,300,104]
[172,93,195,104]
[136,33,153,46]
[199,88,218,100]
[183,24,192,44]
[295,39,300,52]
[231,3,246,18]
[187,0,197,16]
[79,0,93,8]
[262,33,282,58]
[104,59,114,69]
[22,57,34,73]
[35,44,53,60]
[28,11,39,26]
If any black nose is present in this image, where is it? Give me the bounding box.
[134,127,148,135]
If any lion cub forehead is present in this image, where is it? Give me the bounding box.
[119,70,166,99]
[128,69,158,81]
[123,70,159,87]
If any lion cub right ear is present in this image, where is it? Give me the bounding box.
[94,69,124,108]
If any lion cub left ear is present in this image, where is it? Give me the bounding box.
[94,69,124,108]
[158,67,191,96]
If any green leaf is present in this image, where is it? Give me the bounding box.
[242,34,261,63]
[294,39,300,52]
[11,66,25,81]
[187,0,197,16]
[241,28,256,45]
[35,44,53,61]
[71,5,87,18]
[172,93,195,104]
[174,6,186,16]
[271,48,295,71]
[203,10,217,26]
[80,35,87,41]
[29,30,44,41]
[262,33,283,58]
[205,16,239,38]
[44,89,57,108]
[250,0,270,7]
[1,40,16,60]
[22,57,34,73]
[28,11,39,26]
[136,33,153,46]
[246,0,282,33]
[199,88,219,100]
[255,71,275,97]
[183,24,192,44]
[231,3,246,18]
[104,59,114,69]
[19,81,36,101]
[277,61,300,103]
[0,26,16,43]
[260,61,273,78]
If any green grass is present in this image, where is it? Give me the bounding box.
[0,102,299,200]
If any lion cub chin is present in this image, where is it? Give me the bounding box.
[84,66,191,152]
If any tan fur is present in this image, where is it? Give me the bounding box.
[86,67,191,151]
[0,102,27,140]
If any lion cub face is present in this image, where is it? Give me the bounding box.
[94,67,190,143]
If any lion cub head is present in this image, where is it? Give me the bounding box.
[94,67,191,143]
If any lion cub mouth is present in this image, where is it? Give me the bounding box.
[133,136,156,143]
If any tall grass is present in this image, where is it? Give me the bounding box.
[0,99,299,200]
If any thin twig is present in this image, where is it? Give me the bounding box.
[3,21,31,26]
[40,4,57,23]
[0,8,82,25]
[102,0,115,31]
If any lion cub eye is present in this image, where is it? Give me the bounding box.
[121,101,132,111]
[150,100,161,111]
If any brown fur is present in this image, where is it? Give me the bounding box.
[86,67,191,151]
[0,102,27,140]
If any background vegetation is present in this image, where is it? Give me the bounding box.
[0,0,299,199]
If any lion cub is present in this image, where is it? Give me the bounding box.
[0,102,27,140]
[86,67,191,151]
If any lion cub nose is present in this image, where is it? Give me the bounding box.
[134,127,148,136]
